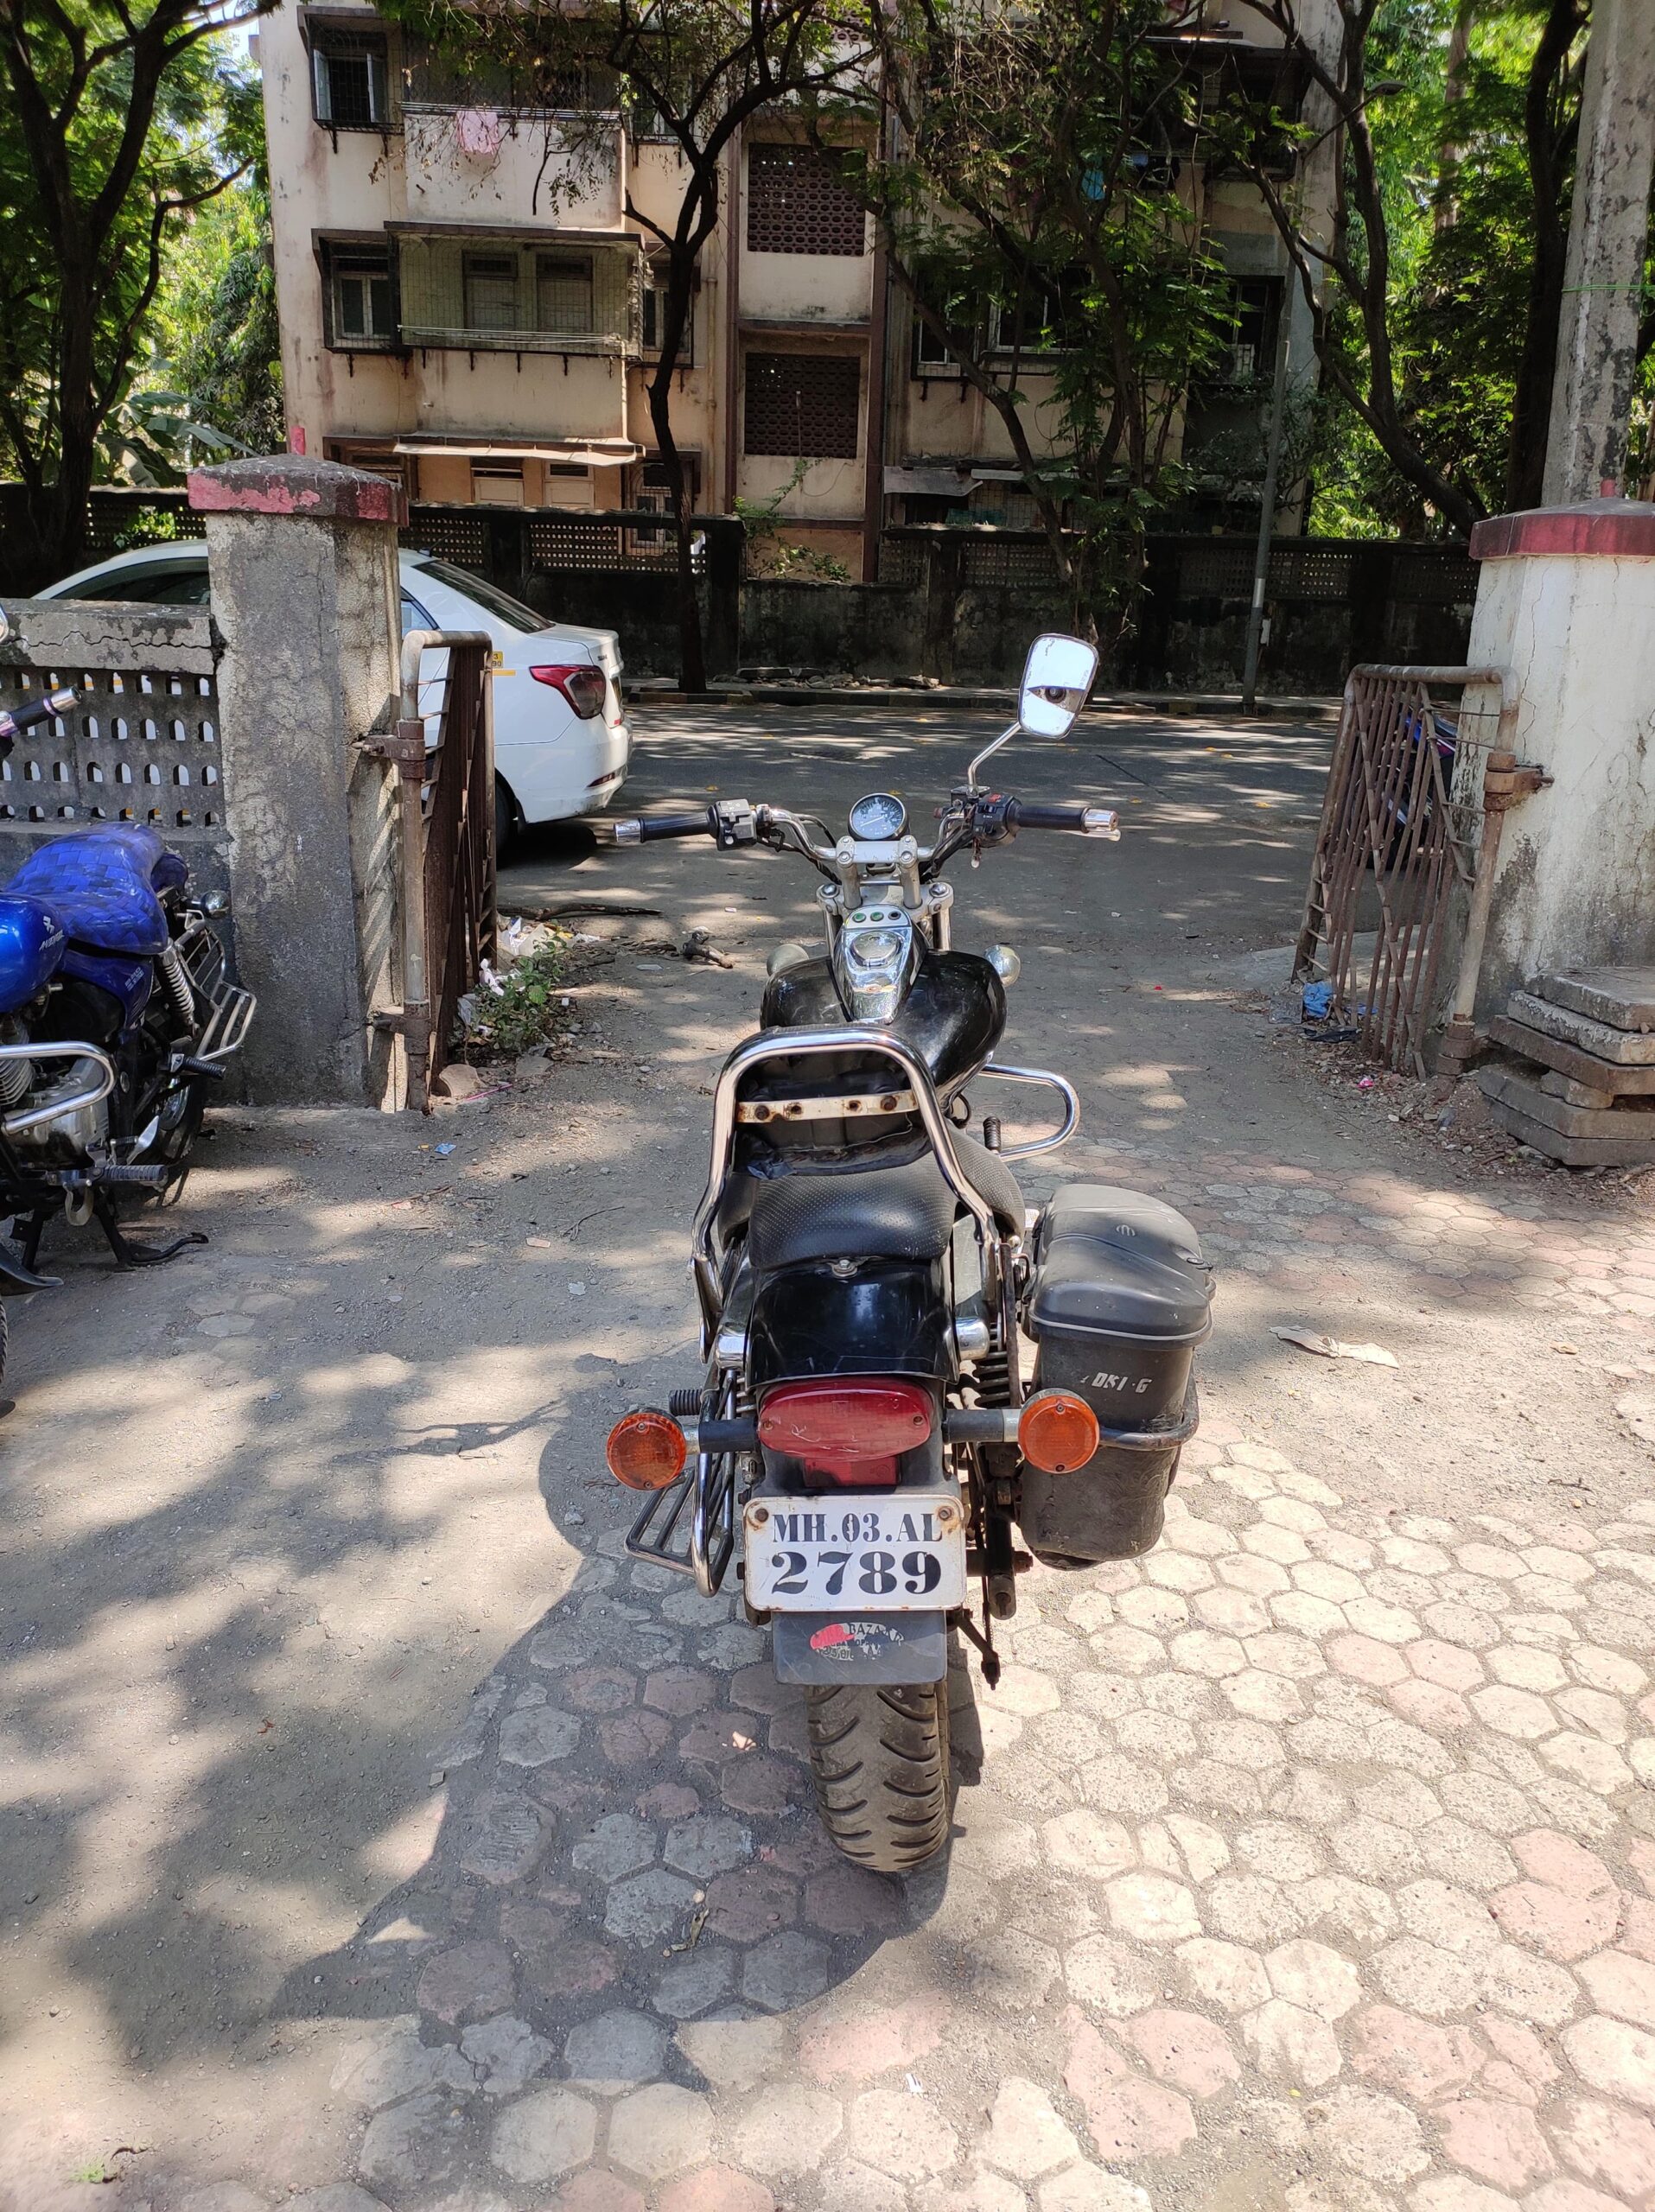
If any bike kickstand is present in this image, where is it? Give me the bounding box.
[93,1194,207,1269]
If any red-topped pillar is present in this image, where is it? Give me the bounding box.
[1457,497,1655,1020]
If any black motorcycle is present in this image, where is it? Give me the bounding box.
[602,636,1213,1872]
[0,607,253,1391]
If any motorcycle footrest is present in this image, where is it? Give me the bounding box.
[93,1164,171,1187]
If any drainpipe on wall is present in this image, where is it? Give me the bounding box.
[722,130,742,518]
[861,84,893,585]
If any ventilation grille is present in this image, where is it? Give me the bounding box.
[746,145,867,257]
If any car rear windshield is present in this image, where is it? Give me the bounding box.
[416,561,544,634]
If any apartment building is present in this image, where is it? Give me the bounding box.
[259,1,1333,580]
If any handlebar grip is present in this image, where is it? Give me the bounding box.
[1005,799,1121,839]
[0,686,76,746]
[613,808,716,846]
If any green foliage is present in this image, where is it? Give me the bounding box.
[0,0,271,575]
[467,938,570,1057]
[736,459,854,581]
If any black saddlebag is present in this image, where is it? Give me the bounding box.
[1021,1184,1213,1567]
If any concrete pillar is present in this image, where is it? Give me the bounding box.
[1542,0,1655,503]
[1459,499,1655,1017]
[188,455,405,1106]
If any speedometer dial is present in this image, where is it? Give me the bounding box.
[848,791,908,840]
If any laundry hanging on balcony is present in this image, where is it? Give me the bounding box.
[455,108,503,158]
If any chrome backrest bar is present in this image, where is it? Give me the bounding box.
[0,1041,116,1139]
[691,1024,1001,1344]
[979,1060,1081,1158]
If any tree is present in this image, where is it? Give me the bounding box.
[154,83,283,458]
[1234,0,1612,534]
[0,0,271,586]
[821,0,1267,644]
[398,0,871,690]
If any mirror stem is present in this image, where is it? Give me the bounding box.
[966,720,1022,793]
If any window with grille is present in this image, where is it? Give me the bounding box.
[536,254,594,336]
[313,32,389,128]
[743,353,860,458]
[328,250,395,346]
[989,269,1084,356]
[746,144,866,257]
[641,271,692,362]
[463,252,519,333]
[913,290,975,376]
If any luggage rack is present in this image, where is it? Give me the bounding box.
[626,1370,743,1597]
[194,976,256,1064]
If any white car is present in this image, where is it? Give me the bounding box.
[35,538,633,848]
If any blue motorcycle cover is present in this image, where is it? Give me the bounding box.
[0,894,67,1015]
[4,824,175,958]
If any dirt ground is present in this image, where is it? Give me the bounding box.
[2,700,1653,2212]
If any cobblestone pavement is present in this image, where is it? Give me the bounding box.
[124,1148,1655,2212]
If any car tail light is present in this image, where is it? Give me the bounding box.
[758,1379,933,1488]
[606,1408,687,1490]
[1018,1389,1101,1474]
[530,663,607,719]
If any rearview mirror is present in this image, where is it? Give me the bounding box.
[1019,633,1098,737]
[0,606,10,647]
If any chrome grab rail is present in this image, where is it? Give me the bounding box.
[0,1041,117,1139]
[691,1024,1002,1346]
[979,1060,1081,1159]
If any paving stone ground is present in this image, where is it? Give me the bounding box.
[114,1147,1655,2212]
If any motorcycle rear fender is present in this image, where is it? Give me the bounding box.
[748,1256,952,1391]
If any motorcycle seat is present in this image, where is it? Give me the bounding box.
[3,824,181,958]
[742,1135,1025,1273]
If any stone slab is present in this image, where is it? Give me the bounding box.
[1478,1061,1655,1139]
[1505,991,1655,1066]
[1484,1091,1655,1166]
[1534,967,1655,1033]
[1486,1013,1655,1093]
[1540,1069,1618,1108]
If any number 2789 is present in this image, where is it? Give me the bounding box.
[769,1548,941,1597]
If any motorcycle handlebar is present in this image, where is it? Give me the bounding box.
[0,685,76,750]
[613,808,716,845]
[1004,799,1121,839]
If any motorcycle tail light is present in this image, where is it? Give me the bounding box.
[605,1408,687,1490]
[1017,1389,1100,1474]
[531,663,607,719]
[758,1378,933,1487]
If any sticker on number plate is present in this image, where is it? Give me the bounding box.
[744,1490,968,1611]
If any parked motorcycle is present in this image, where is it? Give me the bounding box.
[600,635,1214,1872]
[0,607,254,1392]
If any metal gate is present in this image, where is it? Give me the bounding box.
[372,631,497,1109]
[1292,665,1516,1076]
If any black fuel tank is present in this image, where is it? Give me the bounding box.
[760,950,1005,1094]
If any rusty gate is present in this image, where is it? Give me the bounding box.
[1292,665,1521,1077]
[373,632,497,1109]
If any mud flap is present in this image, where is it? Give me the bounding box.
[773,1610,947,1685]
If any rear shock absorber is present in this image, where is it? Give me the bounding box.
[158,941,196,1032]
[0,1020,30,1109]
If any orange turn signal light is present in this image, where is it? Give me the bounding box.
[606,1408,688,1491]
[1017,1389,1101,1474]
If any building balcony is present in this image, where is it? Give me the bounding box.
[391,225,640,355]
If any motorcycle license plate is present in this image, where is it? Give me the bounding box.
[744,1491,968,1611]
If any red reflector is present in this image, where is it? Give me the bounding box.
[758,1380,933,1487]
[530,663,607,719]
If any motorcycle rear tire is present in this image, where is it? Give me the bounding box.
[805,1678,952,1874]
